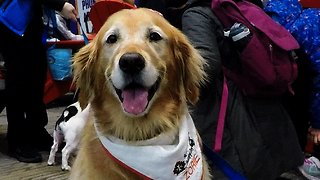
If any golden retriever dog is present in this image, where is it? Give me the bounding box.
[70,8,211,180]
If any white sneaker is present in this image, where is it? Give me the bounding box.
[299,156,320,180]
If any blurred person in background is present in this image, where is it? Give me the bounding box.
[0,0,77,163]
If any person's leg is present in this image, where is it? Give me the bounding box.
[0,23,28,147]
[0,20,49,162]
[0,53,6,113]
[0,26,43,163]
[22,19,52,151]
[0,90,5,113]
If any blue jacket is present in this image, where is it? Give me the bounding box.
[264,0,320,128]
[0,0,35,36]
[0,0,66,36]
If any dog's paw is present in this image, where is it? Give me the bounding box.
[47,161,55,166]
[61,165,71,171]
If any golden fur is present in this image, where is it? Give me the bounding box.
[70,8,210,180]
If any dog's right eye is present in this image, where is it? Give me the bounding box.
[149,32,162,42]
[106,34,118,44]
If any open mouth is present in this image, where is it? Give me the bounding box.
[115,78,160,115]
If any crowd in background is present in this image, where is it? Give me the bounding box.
[137,0,320,179]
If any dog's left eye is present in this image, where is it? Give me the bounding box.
[149,32,162,42]
[106,34,118,44]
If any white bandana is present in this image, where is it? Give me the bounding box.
[95,113,203,180]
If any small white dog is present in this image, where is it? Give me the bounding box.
[47,101,90,171]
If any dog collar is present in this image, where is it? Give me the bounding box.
[94,113,204,180]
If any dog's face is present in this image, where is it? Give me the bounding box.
[73,8,206,141]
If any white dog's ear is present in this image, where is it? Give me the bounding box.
[171,29,207,105]
[72,40,99,103]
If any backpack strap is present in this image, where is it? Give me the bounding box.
[205,76,243,178]
[213,76,228,152]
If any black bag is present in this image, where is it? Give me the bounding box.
[225,81,303,180]
[225,83,273,179]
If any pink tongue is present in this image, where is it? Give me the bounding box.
[122,88,149,115]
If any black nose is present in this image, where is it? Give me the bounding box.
[119,53,145,74]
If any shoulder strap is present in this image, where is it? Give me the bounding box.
[209,77,247,179]
[213,76,228,152]
[208,76,245,178]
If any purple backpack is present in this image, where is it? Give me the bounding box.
[211,0,299,97]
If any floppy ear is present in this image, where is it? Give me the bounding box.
[171,29,207,105]
[72,40,99,104]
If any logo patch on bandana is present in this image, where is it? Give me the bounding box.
[173,133,201,179]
